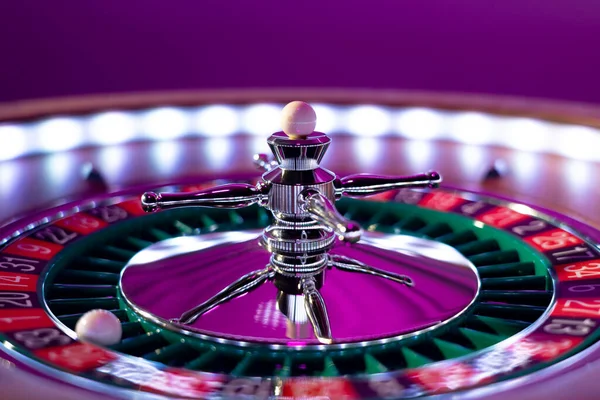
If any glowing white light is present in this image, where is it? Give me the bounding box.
[241,104,281,136]
[43,153,76,185]
[346,105,392,136]
[554,125,600,162]
[498,118,552,152]
[251,137,270,156]
[0,125,29,161]
[150,141,183,175]
[448,112,496,145]
[511,152,541,184]
[312,104,339,133]
[1,103,599,165]
[457,145,488,175]
[88,111,137,145]
[403,140,434,170]
[564,159,593,192]
[0,162,23,196]
[193,105,239,136]
[97,146,129,180]
[35,117,85,152]
[352,137,382,168]
[204,137,232,169]
[141,107,190,140]
[394,108,445,140]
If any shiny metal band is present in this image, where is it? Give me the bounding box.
[267,182,335,215]
[270,217,331,230]
[261,230,336,254]
[279,158,319,171]
[270,255,328,276]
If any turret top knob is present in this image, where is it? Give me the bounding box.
[267,101,329,171]
[281,101,317,139]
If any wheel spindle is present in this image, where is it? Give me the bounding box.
[140,100,442,343]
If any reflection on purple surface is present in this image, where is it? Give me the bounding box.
[120,231,479,346]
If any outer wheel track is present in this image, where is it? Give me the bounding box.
[43,199,553,378]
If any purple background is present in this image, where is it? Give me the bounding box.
[1,1,600,104]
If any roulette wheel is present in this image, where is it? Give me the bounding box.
[1,89,600,400]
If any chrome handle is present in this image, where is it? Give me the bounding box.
[141,183,268,213]
[299,189,362,243]
[337,171,441,197]
[302,277,332,345]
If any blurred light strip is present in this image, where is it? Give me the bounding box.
[0,103,599,162]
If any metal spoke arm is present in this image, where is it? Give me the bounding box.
[174,267,273,325]
[299,189,362,243]
[329,254,414,287]
[336,171,441,197]
[141,183,269,213]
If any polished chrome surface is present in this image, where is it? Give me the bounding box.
[269,254,328,276]
[262,166,337,185]
[302,277,333,345]
[261,224,335,255]
[141,183,269,212]
[267,131,331,171]
[337,171,441,197]
[266,181,335,216]
[300,189,362,243]
[120,230,480,347]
